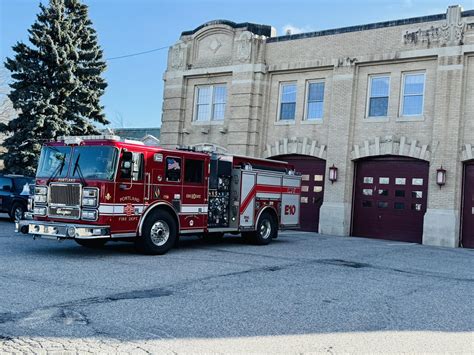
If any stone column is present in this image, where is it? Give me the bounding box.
[319,62,357,236]
[227,65,267,156]
[422,52,465,247]
[160,74,187,149]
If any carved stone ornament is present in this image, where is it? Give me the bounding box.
[403,6,465,47]
[209,38,222,53]
[171,42,186,69]
[236,31,252,62]
[439,5,465,46]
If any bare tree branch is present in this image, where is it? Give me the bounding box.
[0,68,17,126]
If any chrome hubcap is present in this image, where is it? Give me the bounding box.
[260,219,272,239]
[150,220,170,247]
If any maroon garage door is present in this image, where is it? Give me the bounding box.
[352,156,429,243]
[461,163,474,248]
[274,155,326,232]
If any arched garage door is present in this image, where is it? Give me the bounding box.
[352,156,429,243]
[274,155,326,232]
[461,162,474,248]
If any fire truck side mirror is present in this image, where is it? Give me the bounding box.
[121,151,134,179]
[123,151,133,162]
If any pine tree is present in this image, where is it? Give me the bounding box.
[65,0,108,135]
[2,0,108,175]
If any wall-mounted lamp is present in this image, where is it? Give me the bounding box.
[436,166,447,188]
[328,164,338,184]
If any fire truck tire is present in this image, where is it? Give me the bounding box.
[243,211,277,245]
[75,239,107,248]
[136,209,177,255]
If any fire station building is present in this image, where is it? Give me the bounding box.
[160,5,474,248]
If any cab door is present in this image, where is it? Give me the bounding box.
[112,150,146,234]
[180,156,208,232]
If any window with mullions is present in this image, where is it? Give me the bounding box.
[279,83,297,120]
[306,81,325,120]
[194,85,227,121]
[367,76,390,117]
[401,73,425,116]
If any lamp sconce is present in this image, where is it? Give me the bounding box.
[436,166,446,188]
[328,164,338,184]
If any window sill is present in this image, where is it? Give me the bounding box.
[396,115,425,122]
[274,120,296,126]
[363,117,390,123]
[301,119,323,125]
[192,120,224,125]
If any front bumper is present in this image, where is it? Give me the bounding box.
[16,220,110,240]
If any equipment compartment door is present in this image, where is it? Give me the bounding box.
[281,176,301,227]
[239,171,257,228]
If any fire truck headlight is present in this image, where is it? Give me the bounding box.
[81,209,98,221]
[83,188,98,198]
[34,194,47,204]
[33,206,46,216]
[35,186,47,195]
[82,197,98,207]
[27,197,33,212]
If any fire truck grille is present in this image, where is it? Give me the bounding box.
[49,183,81,206]
[48,206,81,219]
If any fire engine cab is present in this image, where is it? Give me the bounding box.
[17,135,301,255]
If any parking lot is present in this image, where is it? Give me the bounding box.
[0,218,472,353]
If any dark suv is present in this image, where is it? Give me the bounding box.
[0,175,34,220]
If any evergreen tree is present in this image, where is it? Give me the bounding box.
[1,0,108,175]
[65,0,108,135]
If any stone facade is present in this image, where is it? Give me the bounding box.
[161,6,474,247]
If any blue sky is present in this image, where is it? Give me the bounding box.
[1,0,472,128]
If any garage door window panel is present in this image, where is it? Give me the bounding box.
[395,190,405,197]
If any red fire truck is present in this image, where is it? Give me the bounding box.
[17,135,301,255]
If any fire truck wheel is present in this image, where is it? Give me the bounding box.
[75,239,108,248]
[244,211,277,245]
[136,210,177,255]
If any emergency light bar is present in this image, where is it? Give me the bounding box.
[58,135,145,146]
[58,135,121,144]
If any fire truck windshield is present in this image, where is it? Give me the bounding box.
[70,146,118,180]
[36,145,118,181]
[36,146,72,178]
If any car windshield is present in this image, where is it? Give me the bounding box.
[36,146,72,178]
[70,146,118,180]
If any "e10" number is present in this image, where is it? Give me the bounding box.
[284,205,296,215]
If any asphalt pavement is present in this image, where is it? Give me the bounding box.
[0,218,472,353]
